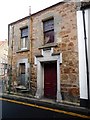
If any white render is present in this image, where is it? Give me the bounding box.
[88,9,90,98]
[77,10,89,99]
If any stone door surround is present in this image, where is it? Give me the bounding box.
[35,48,62,102]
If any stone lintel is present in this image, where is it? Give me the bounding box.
[38,43,57,49]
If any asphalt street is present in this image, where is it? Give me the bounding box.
[0,98,90,120]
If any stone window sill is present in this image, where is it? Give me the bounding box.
[16,49,29,53]
[39,43,57,49]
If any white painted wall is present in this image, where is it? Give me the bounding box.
[77,10,88,99]
[88,10,90,54]
[88,9,90,98]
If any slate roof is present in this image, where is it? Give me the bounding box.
[81,1,90,9]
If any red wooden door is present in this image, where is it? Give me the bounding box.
[44,62,57,99]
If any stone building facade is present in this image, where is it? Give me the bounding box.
[0,40,8,81]
[8,16,30,90]
[8,1,79,105]
[0,40,8,93]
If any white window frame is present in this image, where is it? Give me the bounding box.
[21,37,28,50]
[20,27,28,50]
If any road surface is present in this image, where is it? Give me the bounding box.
[0,97,89,119]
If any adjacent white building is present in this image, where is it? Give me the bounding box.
[77,2,90,108]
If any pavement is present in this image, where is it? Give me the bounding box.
[1,92,90,117]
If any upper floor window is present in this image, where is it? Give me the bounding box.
[20,27,28,50]
[43,18,54,44]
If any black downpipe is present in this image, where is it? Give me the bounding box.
[82,10,90,107]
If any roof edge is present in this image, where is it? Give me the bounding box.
[8,1,64,26]
[31,1,64,16]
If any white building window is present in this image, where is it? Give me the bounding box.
[43,18,54,44]
[20,27,28,50]
[21,37,28,50]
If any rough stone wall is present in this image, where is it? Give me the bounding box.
[54,2,79,103]
[8,2,79,103]
[31,2,79,103]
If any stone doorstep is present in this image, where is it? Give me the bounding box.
[20,89,30,93]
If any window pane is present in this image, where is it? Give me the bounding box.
[25,37,28,48]
[4,64,7,69]
[44,30,54,44]
[43,19,54,32]
[21,27,28,38]
[21,37,28,49]
[19,63,25,74]
[21,38,23,48]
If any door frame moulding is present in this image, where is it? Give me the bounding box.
[35,49,62,102]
